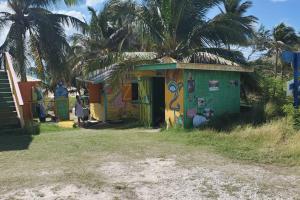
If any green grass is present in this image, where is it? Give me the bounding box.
[40,123,74,133]
[33,119,300,166]
[1,120,300,195]
[161,119,300,166]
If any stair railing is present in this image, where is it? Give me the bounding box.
[4,52,25,128]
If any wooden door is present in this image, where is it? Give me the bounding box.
[138,78,152,127]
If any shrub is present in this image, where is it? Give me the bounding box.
[265,101,282,121]
[293,109,300,130]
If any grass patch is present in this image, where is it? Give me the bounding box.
[162,119,300,166]
[40,123,73,133]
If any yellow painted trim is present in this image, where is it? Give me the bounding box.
[177,63,253,72]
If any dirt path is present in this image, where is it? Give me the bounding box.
[1,129,300,199]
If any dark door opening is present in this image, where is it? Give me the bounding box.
[152,77,165,127]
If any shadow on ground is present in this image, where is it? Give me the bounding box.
[0,134,33,152]
[85,119,144,130]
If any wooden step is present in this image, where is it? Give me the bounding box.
[0,111,18,119]
[0,83,10,89]
[0,105,16,112]
[0,101,15,106]
[0,72,8,79]
[0,117,20,128]
[0,128,24,135]
[0,92,13,98]
[0,87,11,92]
[0,79,9,84]
[0,96,13,102]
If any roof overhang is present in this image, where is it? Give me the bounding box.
[136,63,253,73]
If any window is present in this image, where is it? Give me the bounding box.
[131,82,139,101]
[122,82,139,102]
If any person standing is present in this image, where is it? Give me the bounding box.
[75,95,84,127]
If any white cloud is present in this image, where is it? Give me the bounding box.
[0,1,12,46]
[271,0,288,2]
[54,10,86,36]
[86,0,107,7]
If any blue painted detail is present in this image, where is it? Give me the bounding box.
[282,51,294,63]
[282,51,300,108]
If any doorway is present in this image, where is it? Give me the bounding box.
[152,77,165,127]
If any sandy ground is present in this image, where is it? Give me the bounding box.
[1,154,300,200]
[1,128,300,200]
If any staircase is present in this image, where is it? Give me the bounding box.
[0,70,22,133]
[0,53,25,134]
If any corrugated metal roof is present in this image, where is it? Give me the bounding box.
[77,52,157,84]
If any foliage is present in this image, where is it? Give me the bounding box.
[293,109,300,131]
[69,0,257,90]
[0,0,86,82]
[164,119,300,166]
[140,0,257,58]
[249,23,299,78]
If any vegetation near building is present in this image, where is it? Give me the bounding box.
[0,0,300,131]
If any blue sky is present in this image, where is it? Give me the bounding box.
[0,0,298,58]
[0,0,298,38]
[245,0,300,29]
[56,0,300,30]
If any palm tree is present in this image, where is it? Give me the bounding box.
[0,0,86,82]
[69,0,146,78]
[139,0,257,59]
[272,23,298,77]
[71,0,257,90]
[219,0,257,47]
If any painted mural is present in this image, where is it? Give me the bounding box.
[184,73,218,127]
[107,84,139,120]
[165,70,184,127]
[184,70,240,128]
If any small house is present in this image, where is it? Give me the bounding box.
[76,52,156,122]
[77,52,253,128]
[135,53,253,128]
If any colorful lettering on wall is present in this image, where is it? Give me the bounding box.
[209,80,219,91]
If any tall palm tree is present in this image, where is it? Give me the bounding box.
[69,0,146,78]
[139,0,257,59]
[269,23,298,77]
[0,0,86,82]
[219,0,257,47]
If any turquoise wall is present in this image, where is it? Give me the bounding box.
[183,70,240,128]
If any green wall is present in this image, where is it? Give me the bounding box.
[184,70,240,128]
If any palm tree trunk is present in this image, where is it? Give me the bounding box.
[16,31,27,82]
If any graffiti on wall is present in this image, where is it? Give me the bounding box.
[168,80,183,111]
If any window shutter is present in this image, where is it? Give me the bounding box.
[122,84,132,101]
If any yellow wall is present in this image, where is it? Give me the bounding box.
[165,70,184,127]
[106,83,139,120]
[90,103,103,121]
[89,81,139,122]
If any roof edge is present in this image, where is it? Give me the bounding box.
[177,63,254,73]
